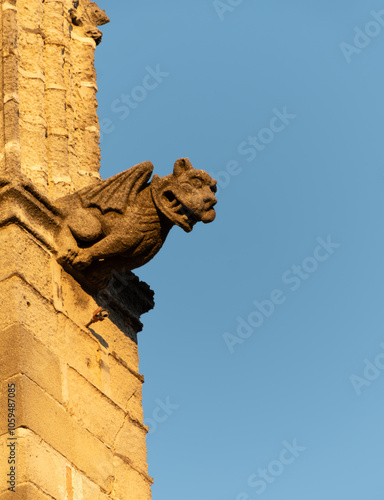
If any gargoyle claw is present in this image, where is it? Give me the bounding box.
[57,249,77,265]
[71,250,93,270]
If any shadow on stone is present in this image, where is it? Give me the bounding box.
[88,327,109,348]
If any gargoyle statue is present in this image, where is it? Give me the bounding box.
[56,158,217,286]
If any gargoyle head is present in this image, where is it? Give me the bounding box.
[151,158,217,232]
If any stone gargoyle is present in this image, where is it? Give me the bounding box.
[56,158,217,290]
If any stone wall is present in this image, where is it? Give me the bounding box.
[0,0,108,196]
[0,1,154,498]
[0,195,154,498]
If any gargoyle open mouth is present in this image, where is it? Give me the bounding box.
[162,191,198,232]
[163,191,184,214]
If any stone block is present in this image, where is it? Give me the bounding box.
[0,276,57,340]
[46,135,69,184]
[66,366,126,447]
[18,0,45,31]
[56,314,101,390]
[0,226,53,301]
[78,470,112,500]
[0,429,67,499]
[60,271,99,328]
[19,76,46,126]
[0,429,111,499]
[18,31,45,77]
[43,2,65,45]
[45,88,66,129]
[114,418,149,475]
[0,324,62,403]
[126,386,145,424]
[113,457,152,500]
[0,482,54,499]
[109,354,143,414]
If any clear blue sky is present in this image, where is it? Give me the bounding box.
[96,1,384,498]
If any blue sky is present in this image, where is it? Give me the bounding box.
[96,1,384,498]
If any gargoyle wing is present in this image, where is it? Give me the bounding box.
[77,161,154,214]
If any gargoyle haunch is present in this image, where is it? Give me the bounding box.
[56,158,217,281]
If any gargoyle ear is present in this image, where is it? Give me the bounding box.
[173,158,193,177]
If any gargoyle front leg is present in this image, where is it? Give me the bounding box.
[56,198,105,268]
[70,235,133,270]
[56,225,82,266]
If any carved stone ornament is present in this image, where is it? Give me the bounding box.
[55,158,217,290]
[69,0,110,45]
